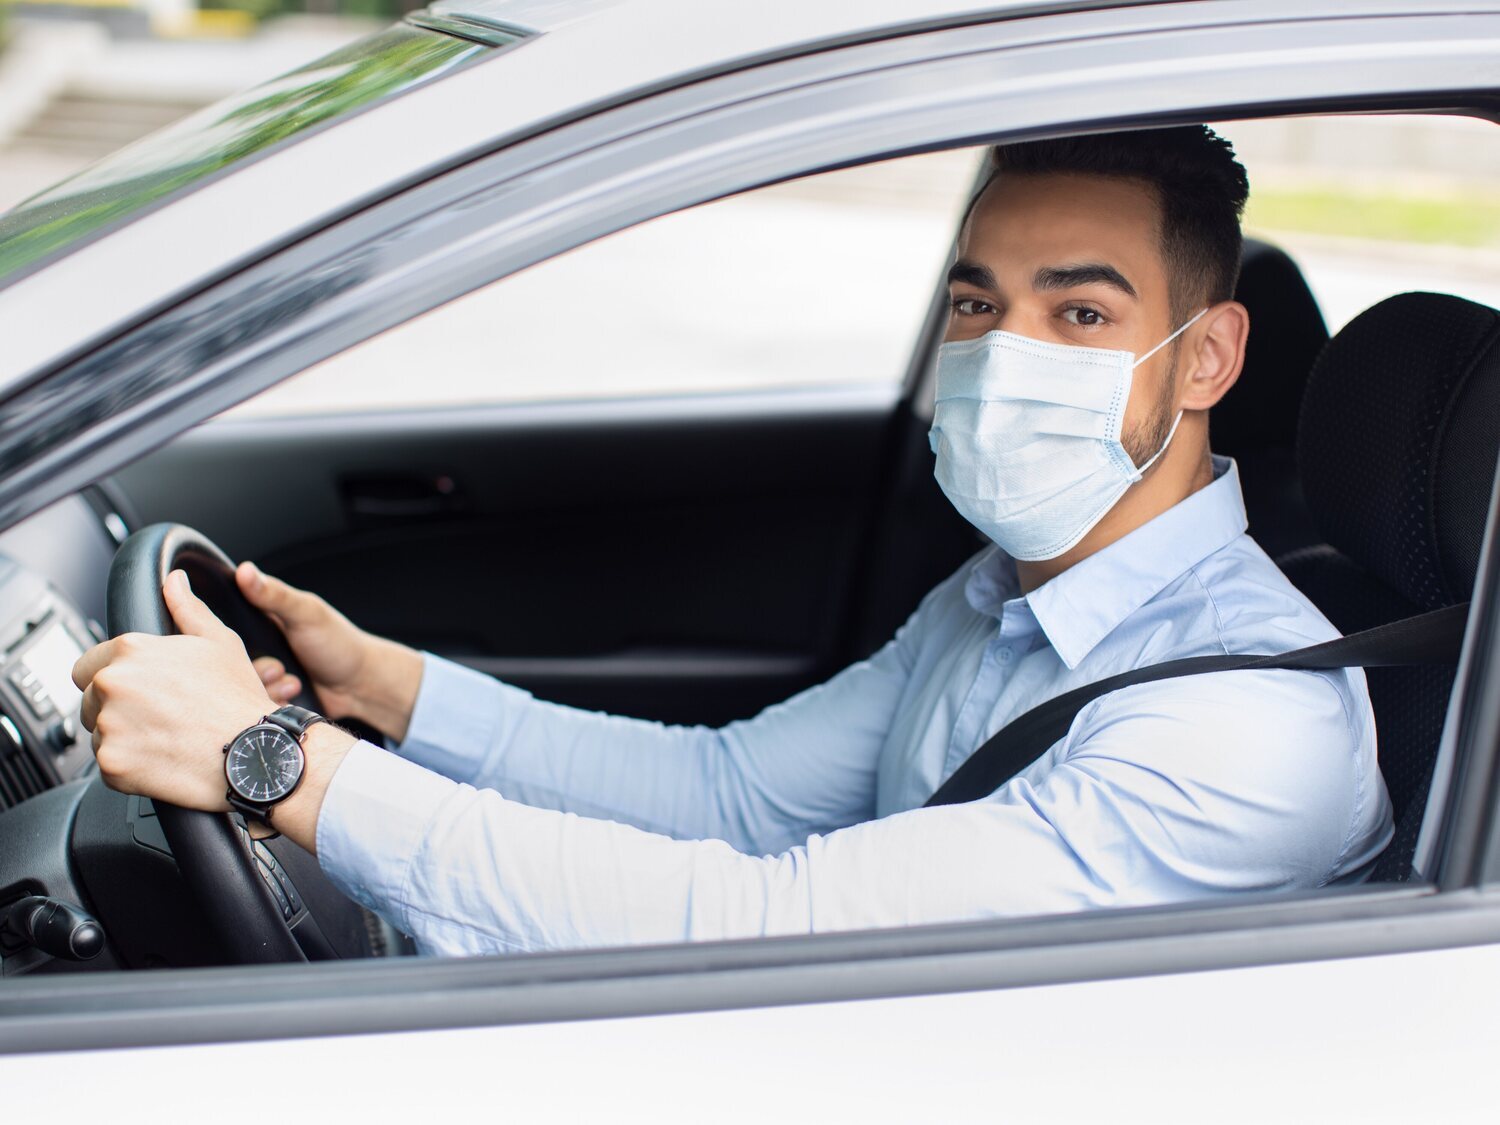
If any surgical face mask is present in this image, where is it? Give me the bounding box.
[928,309,1206,561]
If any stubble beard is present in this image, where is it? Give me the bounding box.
[1123,346,1180,472]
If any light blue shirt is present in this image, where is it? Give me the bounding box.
[317,457,1394,956]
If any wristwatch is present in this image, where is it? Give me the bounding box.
[223,704,324,832]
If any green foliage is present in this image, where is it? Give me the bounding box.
[1246,185,1500,249]
[336,0,407,18]
[200,0,292,20]
[199,0,409,17]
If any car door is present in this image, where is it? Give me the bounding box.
[2,1,1500,1108]
[107,156,985,728]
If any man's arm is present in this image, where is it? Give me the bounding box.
[306,668,1380,956]
[389,640,916,853]
[78,571,1383,954]
[79,567,927,858]
[243,559,935,854]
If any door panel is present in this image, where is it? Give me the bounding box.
[113,390,915,726]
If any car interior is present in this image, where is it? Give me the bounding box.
[0,112,1496,974]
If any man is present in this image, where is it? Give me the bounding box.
[74,126,1393,956]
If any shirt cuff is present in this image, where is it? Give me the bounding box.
[316,739,456,928]
[396,651,534,784]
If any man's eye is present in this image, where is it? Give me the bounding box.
[951,297,996,316]
[1062,306,1106,327]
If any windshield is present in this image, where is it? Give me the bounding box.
[0,21,509,289]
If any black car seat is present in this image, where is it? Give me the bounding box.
[1278,292,1500,881]
[1215,238,1329,557]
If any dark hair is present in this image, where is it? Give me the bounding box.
[980,126,1250,320]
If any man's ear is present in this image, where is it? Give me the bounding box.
[1180,300,1249,411]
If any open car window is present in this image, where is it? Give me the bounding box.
[187,109,1500,925]
[223,149,982,418]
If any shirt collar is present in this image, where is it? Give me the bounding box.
[964,456,1250,669]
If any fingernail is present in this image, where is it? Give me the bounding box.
[177,569,191,594]
[244,561,262,587]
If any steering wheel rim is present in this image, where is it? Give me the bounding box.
[106,523,316,963]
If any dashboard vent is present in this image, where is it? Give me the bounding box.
[0,717,46,809]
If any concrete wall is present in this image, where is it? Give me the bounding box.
[1216,113,1500,190]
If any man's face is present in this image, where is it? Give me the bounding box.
[946,171,1184,466]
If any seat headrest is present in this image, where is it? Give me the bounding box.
[1298,292,1500,611]
[1214,239,1329,458]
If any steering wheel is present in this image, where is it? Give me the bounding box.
[106,523,371,962]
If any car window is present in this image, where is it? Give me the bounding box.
[228,114,1500,422]
[205,113,1500,905]
[222,149,984,418]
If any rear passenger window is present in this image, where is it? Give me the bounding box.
[1214,114,1500,330]
[225,150,983,418]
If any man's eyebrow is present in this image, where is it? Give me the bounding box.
[947,259,997,290]
[1033,263,1138,299]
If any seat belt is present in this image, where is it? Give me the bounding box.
[924,601,1470,808]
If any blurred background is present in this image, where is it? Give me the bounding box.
[1,0,1498,415]
[0,0,391,214]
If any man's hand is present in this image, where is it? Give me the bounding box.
[73,570,279,812]
[73,570,356,854]
[237,562,423,742]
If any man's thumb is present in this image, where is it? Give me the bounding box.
[163,569,229,639]
[237,561,302,622]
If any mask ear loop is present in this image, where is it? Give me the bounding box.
[1128,307,1207,475]
[1132,306,1209,369]
[1133,410,1184,475]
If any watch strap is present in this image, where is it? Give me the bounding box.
[227,791,276,822]
[262,704,325,741]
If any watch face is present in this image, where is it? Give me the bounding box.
[226,725,304,804]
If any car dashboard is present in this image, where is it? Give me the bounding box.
[0,490,145,975]
[0,492,122,806]
[0,490,398,974]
